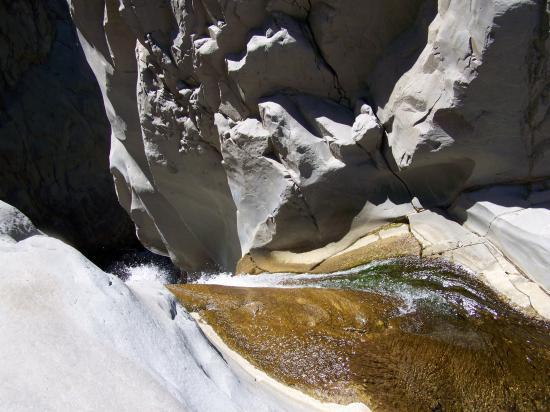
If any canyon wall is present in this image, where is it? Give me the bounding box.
[0,0,137,258]
[0,200,309,412]
[67,0,550,272]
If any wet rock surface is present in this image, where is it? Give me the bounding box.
[169,258,550,411]
[238,225,421,274]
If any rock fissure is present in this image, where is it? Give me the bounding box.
[526,0,550,178]
[302,0,349,107]
[482,241,537,310]
[379,128,417,207]
[412,93,442,127]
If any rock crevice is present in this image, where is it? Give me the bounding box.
[0,0,137,260]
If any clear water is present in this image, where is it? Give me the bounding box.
[172,257,550,411]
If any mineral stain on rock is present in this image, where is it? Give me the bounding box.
[168,258,550,411]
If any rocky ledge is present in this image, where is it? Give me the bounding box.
[236,211,550,320]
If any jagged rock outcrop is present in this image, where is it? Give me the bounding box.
[0,0,137,258]
[67,0,550,278]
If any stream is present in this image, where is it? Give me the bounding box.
[167,257,550,411]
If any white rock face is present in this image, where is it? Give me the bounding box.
[0,202,333,411]
[449,183,550,291]
[409,209,550,319]
[66,0,550,277]
[226,13,340,110]
[64,0,429,270]
[0,201,42,242]
[374,0,550,206]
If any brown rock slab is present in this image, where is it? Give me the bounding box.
[168,276,550,411]
[311,234,420,274]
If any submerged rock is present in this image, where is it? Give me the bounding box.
[169,259,550,411]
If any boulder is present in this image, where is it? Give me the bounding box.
[0,200,41,242]
[0,202,312,412]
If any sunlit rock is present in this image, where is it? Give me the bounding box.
[169,258,550,411]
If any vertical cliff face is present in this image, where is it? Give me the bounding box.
[374,0,550,206]
[0,0,137,258]
[67,0,550,271]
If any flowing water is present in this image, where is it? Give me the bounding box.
[169,257,550,411]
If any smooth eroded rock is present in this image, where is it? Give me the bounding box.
[0,202,318,412]
[169,258,550,411]
[68,0,550,277]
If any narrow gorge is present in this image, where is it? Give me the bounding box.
[1,0,549,411]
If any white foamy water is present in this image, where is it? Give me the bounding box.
[193,261,383,288]
[125,262,173,283]
[191,259,485,317]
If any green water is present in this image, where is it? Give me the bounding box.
[279,257,550,410]
[288,258,503,318]
[176,257,550,411]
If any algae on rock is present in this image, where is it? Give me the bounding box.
[169,259,550,411]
